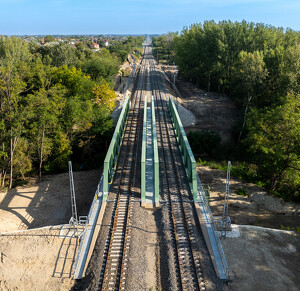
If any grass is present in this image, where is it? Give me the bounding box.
[197,158,265,188]
[235,187,248,196]
[121,67,132,77]
[280,225,300,233]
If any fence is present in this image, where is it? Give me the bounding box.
[103,96,130,200]
[141,96,147,202]
[196,174,229,281]
[168,96,197,200]
[151,96,159,204]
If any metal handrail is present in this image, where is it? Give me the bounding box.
[73,173,104,278]
[196,174,229,278]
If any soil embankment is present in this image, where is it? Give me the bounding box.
[0,169,100,290]
[162,65,300,290]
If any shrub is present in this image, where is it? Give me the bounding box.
[235,187,248,196]
[187,130,221,157]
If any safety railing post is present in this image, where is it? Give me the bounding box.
[103,96,130,200]
[152,96,159,205]
[168,96,198,201]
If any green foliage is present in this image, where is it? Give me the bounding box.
[187,130,221,157]
[280,225,300,233]
[44,35,55,43]
[0,36,119,187]
[109,36,144,62]
[197,159,263,186]
[83,55,120,81]
[152,33,177,63]
[230,162,260,183]
[45,131,72,173]
[197,159,226,170]
[246,93,300,201]
[92,83,116,112]
[174,20,299,99]
[37,42,77,67]
[235,187,248,196]
[14,138,32,179]
[234,50,268,104]
[173,20,300,202]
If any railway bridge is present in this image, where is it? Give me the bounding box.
[72,44,229,291]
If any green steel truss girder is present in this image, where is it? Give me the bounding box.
[151,96,159,204]
[141,96,159,205]
[141,96,147,203]
[168,97,198,201]
[103,96,130,200]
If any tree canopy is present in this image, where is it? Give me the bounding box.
[0,35,144,189]
[167,20,300,201]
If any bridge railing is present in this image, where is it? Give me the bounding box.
[152,96,159,204]
[73,174,104,279]
[103,96,130,200]
[168,95,229,280]
[196,175,229,281]
[141,96,159,205]
[141,96,147,203]
[168,96,197,200]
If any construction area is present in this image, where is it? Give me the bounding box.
[0,43,300,291]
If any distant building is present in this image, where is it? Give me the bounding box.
[90,43,99,49]
[105,41,109,47]
[69,41,76,48]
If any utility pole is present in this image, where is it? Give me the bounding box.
[221,161,231,238]
[68,161,78,232]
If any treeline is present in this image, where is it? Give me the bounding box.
[108,36,144,62]
[157,21,300,201]
[152,33,176,63]
[0,35,144,189]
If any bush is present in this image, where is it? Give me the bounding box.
[235,187,248,196]
[187,130,221,157]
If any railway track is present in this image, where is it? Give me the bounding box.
[98,53,149,290]
[150,52,206,291]
[96,45,207,290]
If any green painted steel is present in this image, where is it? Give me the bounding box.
[141,96,147,203]
[103,96,130,200]
[169,97,198,200]
[151,96,159,204]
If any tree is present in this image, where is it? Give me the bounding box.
[92,83,116,112]
[0,36,32,189]
[83,56,120,81]
[234,50,268,141]
[246,93,300,199]
[28,85,66,181]
[37,42,77,67]
[44,35,55,43]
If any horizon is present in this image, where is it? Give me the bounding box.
[0,0,299,35]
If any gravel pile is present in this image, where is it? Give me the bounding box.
[177,103,196,127]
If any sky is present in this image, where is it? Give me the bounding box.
[0,0,299,35]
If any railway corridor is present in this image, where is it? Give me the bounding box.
[79,45,224,291]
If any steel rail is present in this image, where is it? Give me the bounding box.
[98,50,148,290]
[150,55,205,290]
